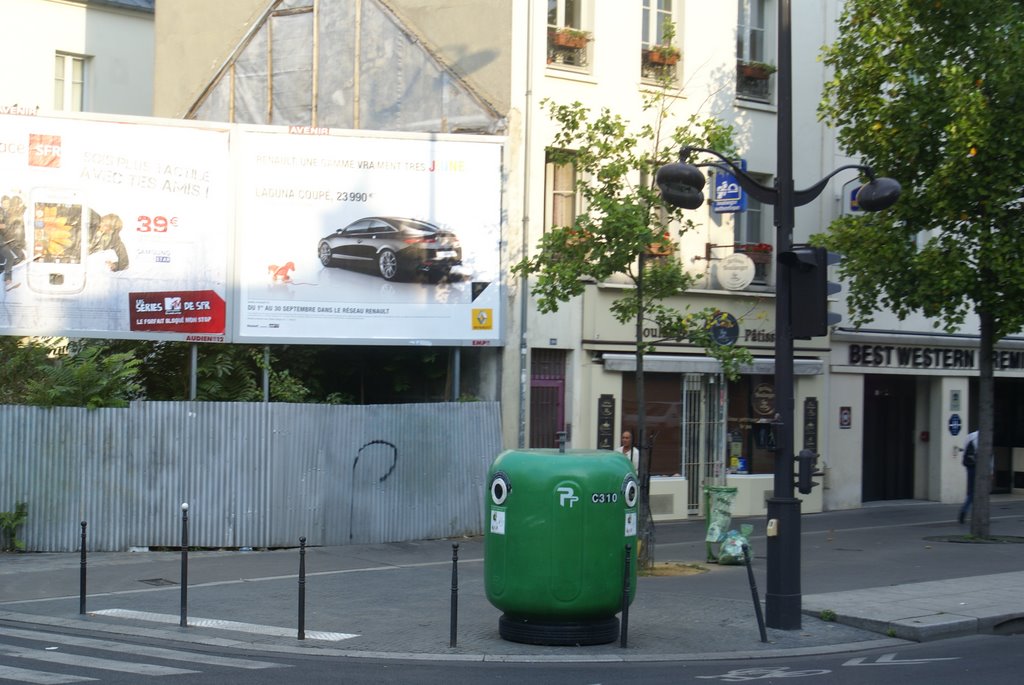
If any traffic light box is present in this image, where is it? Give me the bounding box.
[795,449,822,494]
[778,246,841,339]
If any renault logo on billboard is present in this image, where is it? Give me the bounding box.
[472,308,493,330]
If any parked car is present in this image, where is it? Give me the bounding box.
[317,217,463,282]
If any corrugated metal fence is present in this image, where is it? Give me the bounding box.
[0,401,502,552]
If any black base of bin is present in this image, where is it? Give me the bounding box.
[498,614,619,646]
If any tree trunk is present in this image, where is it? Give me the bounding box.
[636,259,655,569]
[971,307,994,537]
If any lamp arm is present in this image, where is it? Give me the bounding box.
[679,146,777,205]
[793,164,876,207]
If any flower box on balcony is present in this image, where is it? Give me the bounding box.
[739,61,776,80]
[552,28,590,49]
[736,243,773,264]
[644,45,680,66]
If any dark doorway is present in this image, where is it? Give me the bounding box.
[862,374,916,501]
[529,349,567,448]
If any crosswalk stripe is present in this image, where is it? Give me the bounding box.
[91,608,358,641]
[0,627,285,670]
[0,665,96,684]
[0,643,197,677]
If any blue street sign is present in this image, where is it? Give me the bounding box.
[712,160,747,213]
[948,413,962,436]
[850,186,863,213]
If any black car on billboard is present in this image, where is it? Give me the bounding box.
[317,216,463,282]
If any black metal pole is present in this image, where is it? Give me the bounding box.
[180,503,189,627]
[743,544,768,643]
[620,544,632,648]
[449,543,459,648]
[298,536,306,640]
[79,521,87,615]
[765,0,803,631]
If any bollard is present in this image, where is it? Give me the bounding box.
[180,503,189,628]
[742,544,768,643]
[79,521,87,615]
[620,544,631,648]
[449,543,459,648]
[298,537,306,640]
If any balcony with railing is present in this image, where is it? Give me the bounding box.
[736,60,775,102]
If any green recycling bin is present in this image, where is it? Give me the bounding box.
[484,448,638,645]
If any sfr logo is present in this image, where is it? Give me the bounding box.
[28,133,62,167]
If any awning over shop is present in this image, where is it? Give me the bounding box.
[600,354,823,376]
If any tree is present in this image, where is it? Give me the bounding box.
[0,337,142,408]
[819,0,1024,537]
[513,73,752,567]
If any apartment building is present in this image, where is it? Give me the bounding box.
[0,0,154,116]
[150,0,1023,518]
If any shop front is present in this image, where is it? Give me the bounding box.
[827,331,1024,511]
[580,284,825,519]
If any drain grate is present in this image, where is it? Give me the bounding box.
[138,578,179,587]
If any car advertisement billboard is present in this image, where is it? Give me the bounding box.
[0,114,232,340]
[232,127,503,346]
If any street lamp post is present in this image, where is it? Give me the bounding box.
[656,0,899,629]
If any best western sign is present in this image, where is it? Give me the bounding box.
[844,343,1024,372]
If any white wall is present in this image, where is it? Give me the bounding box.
[0,0,153,116]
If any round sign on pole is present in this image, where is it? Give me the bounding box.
[715,253,756,291]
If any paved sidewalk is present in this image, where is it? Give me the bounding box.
[2,500,1022,662]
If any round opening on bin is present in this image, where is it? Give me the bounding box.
[490,472,511,505]
[622,475,639,508]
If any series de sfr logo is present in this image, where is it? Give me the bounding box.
[28,133,62,168]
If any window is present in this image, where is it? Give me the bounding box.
[641,0,679,80]
[733,182,771,284]
[54,53,86,112]
[736,0,773,101]
[544,154,579,231]
[547,0,590,68]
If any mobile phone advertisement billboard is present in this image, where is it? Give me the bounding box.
[0,114,231,340]
[232,128,503,346]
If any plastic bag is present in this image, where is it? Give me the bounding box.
[718,523,754,565]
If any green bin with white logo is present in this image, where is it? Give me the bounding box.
[484,448,638,645]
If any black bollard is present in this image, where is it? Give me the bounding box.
[449,543,459,648]
[298,537,306,640]
[79,521,87,615]
[620,544,631,648]
[742,544,768,643]
[180,503,189,628]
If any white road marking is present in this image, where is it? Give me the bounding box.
[0,642,197,676]
[844,653,961,666]
[0,664,96,684]
[90,608,358,641]
[0,626,286,669]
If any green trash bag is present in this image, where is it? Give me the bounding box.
[718,524,754,565]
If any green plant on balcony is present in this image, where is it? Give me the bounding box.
[644,44,680,66]
[551,27,591,49]
[739,60,777,79]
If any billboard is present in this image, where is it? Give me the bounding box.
[0,114,506,347]
[233,128,503,345]
[0,114,232,340]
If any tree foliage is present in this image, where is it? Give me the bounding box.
[819,0,1024,335]
[512,93,751,377]
[818,0,1024,536]
[0,338,142,408]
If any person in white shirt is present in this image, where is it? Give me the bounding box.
[620,430,640,472]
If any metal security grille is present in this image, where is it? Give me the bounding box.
[530,349,567,447]
[681,373,727,515]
